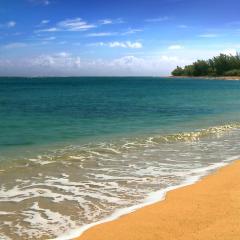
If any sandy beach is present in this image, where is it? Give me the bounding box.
[76,160,240,240]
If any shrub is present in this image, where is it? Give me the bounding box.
[171,53,240,77]
[224,69,240,76]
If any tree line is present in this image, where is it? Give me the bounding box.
[172,53,240,77]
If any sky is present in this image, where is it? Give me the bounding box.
[1,0,240,76]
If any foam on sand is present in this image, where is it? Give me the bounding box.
[1,125,240,239]
[74,158,240,240]
[53,156,238,240]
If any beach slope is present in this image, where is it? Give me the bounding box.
[76,160,240,240]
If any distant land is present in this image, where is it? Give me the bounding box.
[172,53,240,78]
[169,76,240,81]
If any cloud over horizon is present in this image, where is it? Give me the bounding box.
[1,45,237,76]
[1,0,240,76]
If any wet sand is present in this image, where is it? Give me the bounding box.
[76,160,240,240]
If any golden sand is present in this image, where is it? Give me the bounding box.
[76,160,240,240]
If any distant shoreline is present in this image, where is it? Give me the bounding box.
[169,76,240,80]
[0,76,240,80]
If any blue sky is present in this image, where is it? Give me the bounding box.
[1,0,240,76]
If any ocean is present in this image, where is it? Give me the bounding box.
[0,77,240,239]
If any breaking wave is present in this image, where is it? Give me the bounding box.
[0,123,240,239]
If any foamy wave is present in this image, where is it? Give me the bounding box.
[0,124,240,239]
[16,122,240,166]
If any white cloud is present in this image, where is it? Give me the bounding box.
[31,52,81,68]
[198,34,218,38]
[57,18,96,31]
[99,18,125,25]
[90,41,143,49]
[88,42,105,47]
[42,36,56,41]
[36,18,95,33]
[86,29,143,37]
[110,41,143,48]
[109,42,128,48]
[36,27,59,33]
[145,16,170,23]
[0,54,184,76]
[2,46,239,76]
[41,20,49,24]
[81,55,186,76]
[36,17,126,34]
[168,45,184,50]
[110,56,145,68]
[222,49,237,55]
[122,28,143,35]
[7,21,16,28]
[0,52,81,76]
[87,32,117,37]
[159,55,180,61]
[0,21,16,28]
[99,19,113,25]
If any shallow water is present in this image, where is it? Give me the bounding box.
[0,77,240,239]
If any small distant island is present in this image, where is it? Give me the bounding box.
[172,53,240,78]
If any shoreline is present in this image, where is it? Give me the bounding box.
[54,156,239,240]
[168,76,240,80]
[72,157,240,240]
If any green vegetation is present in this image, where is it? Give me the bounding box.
[172,53,240,77]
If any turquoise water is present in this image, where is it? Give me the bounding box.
[1,77,240,156]
[1,77,240,239]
